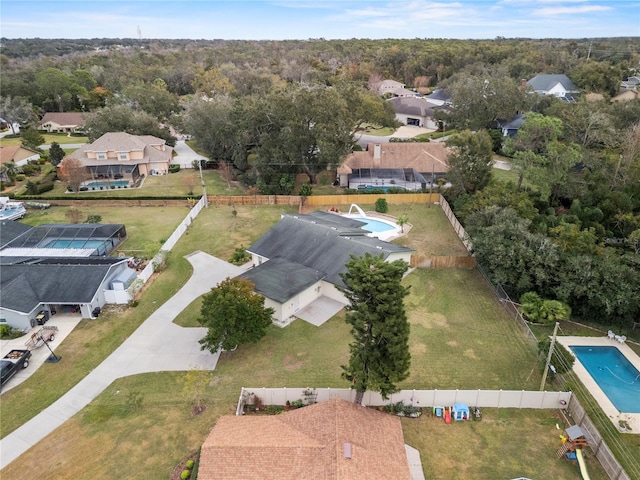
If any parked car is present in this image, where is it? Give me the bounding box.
[0,349,32,390]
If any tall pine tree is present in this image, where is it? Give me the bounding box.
[338,253,411,404]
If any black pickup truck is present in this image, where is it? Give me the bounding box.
[0,349,32,390]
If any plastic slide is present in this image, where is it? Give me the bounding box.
[575,449,591,480]
[444,407,452,424]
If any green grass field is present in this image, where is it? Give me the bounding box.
[0,133,89,146]
[0,203,618,480]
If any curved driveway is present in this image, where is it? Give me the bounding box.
[0,251,243,469]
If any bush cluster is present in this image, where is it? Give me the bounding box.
[169,164,181,173]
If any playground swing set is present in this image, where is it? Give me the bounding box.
[556,425,592,480]
[432,403,481,424]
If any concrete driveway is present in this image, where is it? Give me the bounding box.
[0,251,243,469]
[355,126,435,148]
[172,140,208,169]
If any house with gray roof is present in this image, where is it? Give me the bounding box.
[389,97,440,129]
[526,74,578,99]
[64,132,173,187]
[239,213,414,326]
[0,222,135,330]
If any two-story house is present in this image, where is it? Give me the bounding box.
[64,132,173,186]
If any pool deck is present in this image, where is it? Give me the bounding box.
[556,336,640,434]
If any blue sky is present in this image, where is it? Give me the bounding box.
[1,0,638,40]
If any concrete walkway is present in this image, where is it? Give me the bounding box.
[0,251,242,469]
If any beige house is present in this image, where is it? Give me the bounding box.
[39,112,86,133]
[198,398,412,480]
[0,145,40,168]
[64,132,173,186]
[338,142,450,190]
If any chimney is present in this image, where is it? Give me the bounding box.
[343,442,352,459]
[373,144,381,160]
[521,79,527,90]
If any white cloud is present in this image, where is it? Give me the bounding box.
[532,5,612,15]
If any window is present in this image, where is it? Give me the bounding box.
[119,152,128,160]
[97,152,107,160]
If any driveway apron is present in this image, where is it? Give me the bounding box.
[0,251,242,469]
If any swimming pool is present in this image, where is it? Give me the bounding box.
[570,346,640,413]
[352,216,396,233]
[85,180,130,189]
[43,239,109,250]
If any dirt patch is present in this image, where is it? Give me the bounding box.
[446,340,458,348]
[283,354,304,371]
[411,341,427,354]
[169,452,198,480]
[191,404,207,416]
[463,348,478,359]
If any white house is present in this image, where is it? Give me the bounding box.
[527,74,578,98]
[238,213,414,326]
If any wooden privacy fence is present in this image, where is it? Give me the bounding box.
[236,387,571,416]
[207,195,302,206]
[439,195,473,252]
[567,395,633,480]
[306,193,439,206]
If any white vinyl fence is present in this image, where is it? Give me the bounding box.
[236,387,571,416]
[132,196,207,287]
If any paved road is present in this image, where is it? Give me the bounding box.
[355,126,435,148]
[0,252,244,469]
[38,143,85,150]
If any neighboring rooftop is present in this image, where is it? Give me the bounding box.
[339,142,449,176]
[198,398,411,480]
[527,74,577,93]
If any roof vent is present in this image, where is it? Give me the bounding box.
[343,442,352,459]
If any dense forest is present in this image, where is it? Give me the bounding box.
[1,36,639,329]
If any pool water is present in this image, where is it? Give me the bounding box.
[352,216,396,233]
[85,180,129,189]
[570,346,640,413]
[43,239,109,249]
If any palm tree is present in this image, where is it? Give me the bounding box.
[397,214,409,233]
[0,162,18,184]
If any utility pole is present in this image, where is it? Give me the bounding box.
[540,322,560,391]
[587,40,593,60]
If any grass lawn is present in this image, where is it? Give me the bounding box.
[0,133,88,147]
[17,169,245,198]
[0,203,615,480]
[20,205,189,259]
[356,124,395,136]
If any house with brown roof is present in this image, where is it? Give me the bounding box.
[0,145,40,168]
[64,132,173,185]
[39,112,86,133]
[198,398,413,480]
[338,142,449,190]
[389,97,440,129]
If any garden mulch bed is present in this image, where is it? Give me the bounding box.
[169,452,198,480]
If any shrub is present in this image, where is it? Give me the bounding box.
[35,181,54,194]
[228,246,250,265]
[180,469,191,480]
[169,164,181,173]
[185,460,195,469]
[15,174,26,182]
[86,214,102,223]
[375,197,388,213]
[0,324,24,339]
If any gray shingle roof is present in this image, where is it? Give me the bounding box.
[0,257,128,313]
[0,221,33,249]
[246,214,413,292]
[239,258,325,303]
[389,97,437,117]
[527,74,577,93]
